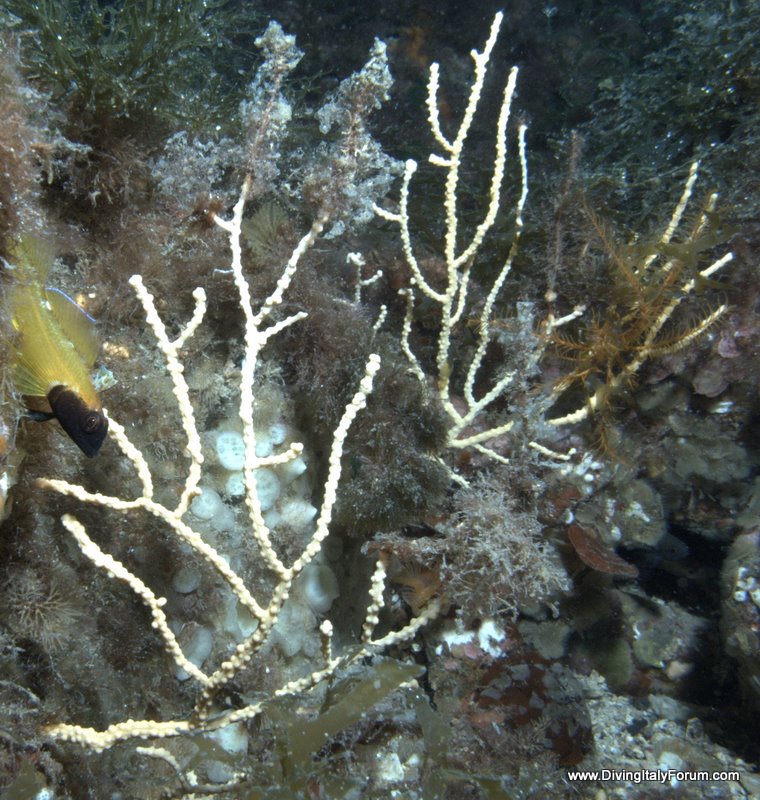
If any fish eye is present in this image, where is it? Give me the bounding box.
[81,411,103,433]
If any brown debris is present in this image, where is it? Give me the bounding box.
[567,522,639,578]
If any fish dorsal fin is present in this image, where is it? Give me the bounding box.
[8,235,55,282]
[45,288,101,368]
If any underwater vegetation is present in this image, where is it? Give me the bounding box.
[0,0,256,207]
[543,170,732,450]
[581,0,759,220]
[1,0,245,128]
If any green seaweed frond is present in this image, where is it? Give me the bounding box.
[2,0,254,129]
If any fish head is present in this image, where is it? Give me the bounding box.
[47,385,108,457]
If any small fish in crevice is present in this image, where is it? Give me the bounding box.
[4,236,108,456]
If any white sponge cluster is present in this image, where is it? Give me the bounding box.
[270,563,340,658]
[189,417,317,539]
[182,386,340,663]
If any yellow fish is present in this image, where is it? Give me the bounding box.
[5,236,108,456]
